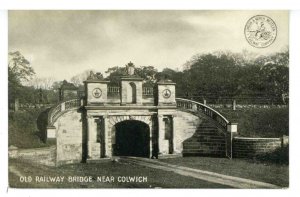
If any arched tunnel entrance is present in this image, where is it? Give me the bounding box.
[114,120,150,158]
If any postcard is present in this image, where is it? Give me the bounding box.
[7,10,289,189]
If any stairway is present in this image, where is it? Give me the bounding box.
[182,119,226,157]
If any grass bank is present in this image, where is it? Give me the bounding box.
[218,107,289,138]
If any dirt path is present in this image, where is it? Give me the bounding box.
[119,157,281,189]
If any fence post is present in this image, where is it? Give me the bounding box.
[232,99,236,111]
[281,135,289,148]
[226,122,238,159]
[203,99,206,105]
[47,126,56,139]
[61,102,65,111]
[192,103,197,111]
[14,98,19,112]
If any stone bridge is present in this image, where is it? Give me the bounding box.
[46,66,237,166]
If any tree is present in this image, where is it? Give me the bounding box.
[104,63,159,85]
[8,51,36,106]
[8,51,35,84]
[70,69,96,87]
[26,77,55,90]
[260,63,289,103]
[181,53,240,100]
[166,49,289,104]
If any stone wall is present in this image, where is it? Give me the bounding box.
[9,146,56,166]
[55,110,83,165]
[232,137,287,158]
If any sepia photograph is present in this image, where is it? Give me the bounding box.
[7,10,289,189]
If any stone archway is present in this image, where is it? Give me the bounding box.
[113,120,150,157]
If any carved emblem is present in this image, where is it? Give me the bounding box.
[92,88,102,98]
[162,89,171,98]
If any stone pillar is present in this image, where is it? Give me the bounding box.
[158,115,168,154]
[149,122,153,158]
[87,116,100,159]
[151,115,159,158]
[172,115,179,154]
[226,123,238,159]
[47,126,56,139]
[104,116,111,157]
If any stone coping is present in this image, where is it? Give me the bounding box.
[234,137,282,140]
[120,76,143,81]
[85,105,177,110]
[84,80,110,83]
[157,82,176,85]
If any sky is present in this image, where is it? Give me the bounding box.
[8,10,289,81]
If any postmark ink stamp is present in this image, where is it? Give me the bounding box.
[244,15,277,48]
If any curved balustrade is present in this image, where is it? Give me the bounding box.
[176,98,229,129]
[48,97,229,130]
[48,99,81,126]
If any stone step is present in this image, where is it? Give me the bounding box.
[183,149,226,153]
[192,133,224,137]
[183,140,225,144]
[192,134,224,138]
[193,135,223,138]
[188,139,225,144]
[183,150,225,155]
[183,146,226,151]
[182,152,225,157]
[193,131,224,135]
[183,141,226,146]
[195,131,222,134]
[182,150,225,156]
[183,138,226,144]
[196,126,218,130]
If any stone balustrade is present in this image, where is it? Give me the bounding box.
[176,98,230,129]
[48,99,81,126]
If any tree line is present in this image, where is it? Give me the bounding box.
[8,49,289,109]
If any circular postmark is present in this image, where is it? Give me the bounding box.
[244,15,277,48]
[92,88,102,98]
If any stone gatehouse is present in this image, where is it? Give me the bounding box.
[47,63,239,165]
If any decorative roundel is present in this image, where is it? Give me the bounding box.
[92,88,102,98]
[162,89,171,98]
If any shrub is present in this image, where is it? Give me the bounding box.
[255,146,289,165]
[8,108,53,148]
